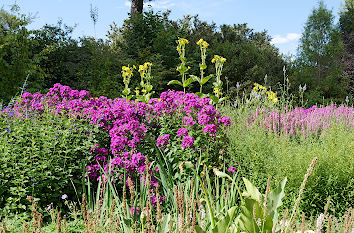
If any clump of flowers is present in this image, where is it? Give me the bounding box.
[247,104,354,138]
[191,39,212,94]
[210,55,228,104]
[122,65,134,99]
[3,84,232,190]
[251,83,278,104]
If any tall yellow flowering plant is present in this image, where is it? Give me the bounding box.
[208,55,228,104]
[136,62,154,103]
[190,39,214,95]
[122,65,134,100]
[168,38,195,93]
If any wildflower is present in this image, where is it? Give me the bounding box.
[156,134,170,148]
[129,206,140,217]
[228,166,236,174]
[197,38,209,48]
[203,124,217,136]
[181,136,194,148]
[177,128,189,137]
[61,194,68,200]
[177,37,189,46]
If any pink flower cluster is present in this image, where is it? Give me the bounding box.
[247,105,354,138]
[2,84,232,186]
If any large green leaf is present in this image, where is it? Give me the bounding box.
[190,75,201,82]
[212,206,238,233]
[238,198,273,233]
[167,80,183,86]
[157,214,171,233]
[242,178,262,203]
[267,177,287,224]
[195,225,206,233]
[183,77,196,88]
[201,75,213,85]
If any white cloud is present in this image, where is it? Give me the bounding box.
[271,33,301,44]
[124,0,175,9]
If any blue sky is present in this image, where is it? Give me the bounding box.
[1,0,344,55]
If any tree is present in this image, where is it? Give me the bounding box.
[339,0,354,97]
[130,0,153,18]
[294,1,346,104]
[0,6,43,103]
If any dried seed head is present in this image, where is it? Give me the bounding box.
[23,222,29,233]
[57,211,61,233]
[323,196,331,217]
[301,212,305,233]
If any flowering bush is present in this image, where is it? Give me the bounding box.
[2,83,232,205]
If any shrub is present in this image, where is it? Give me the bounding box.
[0,101,98,214]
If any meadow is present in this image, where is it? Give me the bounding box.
[0,38,353,233]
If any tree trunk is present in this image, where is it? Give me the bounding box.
[131,0,143,18]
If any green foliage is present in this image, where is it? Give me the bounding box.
[339,0,354,35]
[223,104,353,216]
[292,1,347,106]
[0,8,44,103]
[0,109,98,214]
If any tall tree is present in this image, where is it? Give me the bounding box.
[130,0,153,18]
[294,1,346,103]
[339,0,354,96]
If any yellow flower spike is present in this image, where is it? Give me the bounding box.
[142,89,147,93]
[139,65,144,73]
[197,39,203,46]
[177,37,189,46]
[133,65,136,69]
[221,57,226,63]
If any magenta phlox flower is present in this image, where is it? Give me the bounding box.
[156,134,170,148]
[177,128,189,137]
[203,124,217,137]
[181,136,194,148]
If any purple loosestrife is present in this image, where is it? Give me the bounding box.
[247,105,354,138]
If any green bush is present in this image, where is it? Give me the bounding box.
[0,108,98,214]
[223,105,354,216]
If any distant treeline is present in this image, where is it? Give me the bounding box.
[0,1,353,105]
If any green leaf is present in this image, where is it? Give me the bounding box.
[122,88,130,96]
[195,225,206,233]
[238,199,273,233]
[242,178,262,203]
[212,206,238,233]
[218,96,229,103]
[267,177,287,224]
[179,64,188,73]
[167,80,183,86]
[183,77,195,88]
[157,214,171,233]
[190,75,201,82]
[213,168,232,181]
[201,75,213,85]
[200,63,207,70]
[145,84,153,92]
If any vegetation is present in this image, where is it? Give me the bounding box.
[0,1,353,232]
